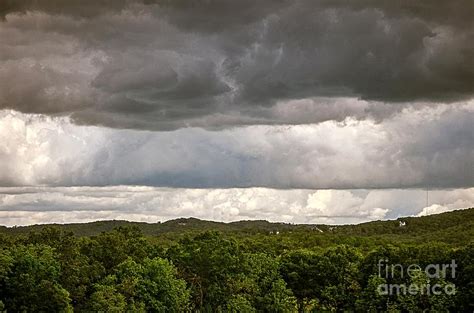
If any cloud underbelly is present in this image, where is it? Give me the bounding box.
[1,103,473,189]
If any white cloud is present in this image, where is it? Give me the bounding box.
[0,186,472,226]
[417,204,452,216]
[1,101,473,189]
[416,188,474,217]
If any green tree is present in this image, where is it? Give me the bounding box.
[0,244,72,312]
[88,281,127,313]
[241,253,296,312]
[82,226,151,273]
[167,231,244,310]
[318,245,362,310]
[280,249,323,312]
[356,274,390,312]
[88,257,189,312]
[453,243,474,311]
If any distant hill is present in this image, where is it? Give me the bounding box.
[0,217,303,237]
[0,207,472,239]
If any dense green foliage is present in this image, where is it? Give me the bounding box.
[0,208,472,312]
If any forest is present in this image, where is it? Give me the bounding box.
[0,208,473,312]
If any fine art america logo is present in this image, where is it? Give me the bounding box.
[377,259,457,296]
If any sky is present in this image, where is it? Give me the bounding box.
[0,0,473,226]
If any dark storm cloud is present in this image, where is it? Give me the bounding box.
[0,0,133,18]
[2,0,471,28]
[0,0,473,130]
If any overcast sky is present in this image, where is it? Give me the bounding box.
[0,0,473,225]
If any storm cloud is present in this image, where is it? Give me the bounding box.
[1,102,473,189]
[0,1,473,225]
[1,0,473,130]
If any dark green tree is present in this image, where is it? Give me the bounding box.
[0,244,72,312]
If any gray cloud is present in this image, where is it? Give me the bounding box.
[0,0,472,130]
[0,0,133,19]
[1,103,472,189]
